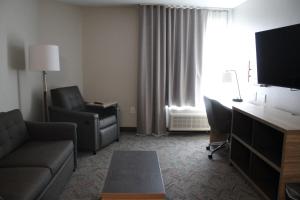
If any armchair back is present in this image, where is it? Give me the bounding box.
[51,86,85,111]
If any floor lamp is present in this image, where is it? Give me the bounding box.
[29,45,60,121]
[222,70,243,102]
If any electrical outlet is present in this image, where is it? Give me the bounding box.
[129,106,136,114]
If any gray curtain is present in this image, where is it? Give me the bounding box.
[138,5,206,135]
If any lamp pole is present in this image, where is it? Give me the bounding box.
[42,71,49,121]
[227,70,243,102]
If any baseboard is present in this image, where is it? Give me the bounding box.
[168,130,209,134]
[120,127,137,132]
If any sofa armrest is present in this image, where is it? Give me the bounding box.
[26,121,78,169]
[26,121,77,141]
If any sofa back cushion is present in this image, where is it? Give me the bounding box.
[51,86,85,111]
[0,109,28,159]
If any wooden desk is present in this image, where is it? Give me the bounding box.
[230,103,300,200]
[101,151,166,200]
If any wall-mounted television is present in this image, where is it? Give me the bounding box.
[255,23,300,89]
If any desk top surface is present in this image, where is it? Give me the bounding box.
[233,103,300,133]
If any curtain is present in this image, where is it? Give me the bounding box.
[167,8,205,107]
[138,6,167,136]
[201,11,230,103]
[137,5,228,135]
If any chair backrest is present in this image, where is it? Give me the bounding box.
[0,109,28,159]
[204,96,232,134]
[51,86,85,111]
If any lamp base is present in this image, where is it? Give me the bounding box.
[233,98,243,102]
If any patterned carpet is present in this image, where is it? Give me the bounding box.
[59,132,263,200]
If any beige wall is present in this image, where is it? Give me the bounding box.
[0,1,138,126]
[82,6,139,127]
[38,0,83,93]
[0,0,42,120]
[0,0,83,120]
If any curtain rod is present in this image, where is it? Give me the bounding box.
[138,4,230,11]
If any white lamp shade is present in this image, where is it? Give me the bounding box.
[222,71,233,83]
[29,45,60,71]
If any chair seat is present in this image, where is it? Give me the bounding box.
[99,115,117,128]
[0,167,52,200]
[286,183,300,200]
[0,141,73,175]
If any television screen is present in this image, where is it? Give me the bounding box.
[255,24,300,89]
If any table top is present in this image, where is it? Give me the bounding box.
[233,103,300,133]
[102,151,165,195]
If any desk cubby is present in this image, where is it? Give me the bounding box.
[232,110,253,145]
[252,121,283,167]
[231,137,251,175]
[250,154,280,200]
[230,103,300,200]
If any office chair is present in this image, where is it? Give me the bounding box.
[203,96,232,159]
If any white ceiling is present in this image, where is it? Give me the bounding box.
[58,0,247,9]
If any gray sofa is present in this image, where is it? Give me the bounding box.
[0,109,77,200]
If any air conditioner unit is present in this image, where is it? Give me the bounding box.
[168,108,210,131]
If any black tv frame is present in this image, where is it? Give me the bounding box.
[255,23,300,89]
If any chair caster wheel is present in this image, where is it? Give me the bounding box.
[93,150,97,155]
[206,146,210,150]
[208,154,213,159]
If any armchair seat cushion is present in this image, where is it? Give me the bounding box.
[0,167,52,200]
[0,140,73,175]
[99,115,117,129]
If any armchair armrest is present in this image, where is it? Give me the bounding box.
[86,101,118,108]
[49,106,100,153]
[26,121,78,169]
[85,103,119,118]
[49,106,98,120]
[85,102,121,140]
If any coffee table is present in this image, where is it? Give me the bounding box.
[101,151,166,200]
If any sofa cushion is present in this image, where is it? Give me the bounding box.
[0,167,51,200]
[0,109,28,159]
[0,140,73,175]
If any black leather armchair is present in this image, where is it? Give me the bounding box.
[204,96,232,159]
[49,86,120,154]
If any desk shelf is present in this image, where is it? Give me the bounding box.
[230,103,300,200]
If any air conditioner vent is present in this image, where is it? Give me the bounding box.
[168,110,210,131]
